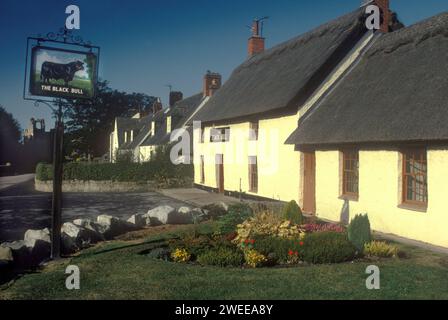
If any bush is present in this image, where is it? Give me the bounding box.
[35,152,193,183]
[234,214,305,244]
[168,234,212,259]
[302,232,357,264]
[244,249,267,268]
[281,200,304,225]
[201,204,227,220]
[252,235,303,264]
[347,214,371,251]
[214,203,253,235]
[36,162,53,180]
[364,241,398,258]
[197,247,244,267]
[147,247,171,261]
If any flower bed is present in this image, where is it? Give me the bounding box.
[144,201,401,268]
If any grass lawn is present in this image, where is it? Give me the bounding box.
[1,222,447,300]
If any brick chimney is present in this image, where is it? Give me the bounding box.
[169,91,183,107]
[364,0,391,33]
[203,71,222,97]
[152,97,163,114]
[248,19,265,57]
[375,0,391,33]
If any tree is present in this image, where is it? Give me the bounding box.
[63,80,157,158]
[0,105,22,171]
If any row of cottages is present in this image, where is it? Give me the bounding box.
[109,72,221,163]
[191,1,448,247]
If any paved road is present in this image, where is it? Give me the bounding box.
[0,174,35,190]
[0,177,187,242]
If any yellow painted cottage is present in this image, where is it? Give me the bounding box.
[286,12,448,247]
[192,2,398,202]
[191,1,448,247]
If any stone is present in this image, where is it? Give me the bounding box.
[1,240,31,268]
[61,222,103,253]
[72,219,105,241]
[0,246,13,264]
[144,205,197,225]
[178,206,192,214]
[144,205,176,225]
[127,213,147,228]
[96,215,137,239]
[217,201,229,212]
[24,228,50,248]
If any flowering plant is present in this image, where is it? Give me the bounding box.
[244,249,267,268]
[171,248,191,263]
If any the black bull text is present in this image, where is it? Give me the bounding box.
[40,60,84,86]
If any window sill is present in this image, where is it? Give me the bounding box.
[339,194,359,202]
[398,203,427,213]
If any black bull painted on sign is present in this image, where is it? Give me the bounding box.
[40,60,85,86]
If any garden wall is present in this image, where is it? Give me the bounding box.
[35,177,193,193]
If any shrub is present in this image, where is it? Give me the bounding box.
[347,214,371,251]
[201,204,227,220]
[364,241,398,258]
[252,235,303,264]
[281,200,304,225]
[168,234,212,259]
[302,232,357,264]
[34,145,193,182]
[197,247,244,267]
[303,223,345,233]
[171,248,191,263]
[244,249,267,268]
[36,162,53,181]
[147,247,171,261]
[214,203,253,235]
[234,214,305,244]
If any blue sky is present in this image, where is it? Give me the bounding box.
[0,0,447,130]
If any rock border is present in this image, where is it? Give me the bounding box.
[0,203,226,270]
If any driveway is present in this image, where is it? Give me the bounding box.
[0,177,188,242]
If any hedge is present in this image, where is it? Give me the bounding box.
[36,156,193,182]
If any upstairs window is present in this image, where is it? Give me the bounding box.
[342,150,359,197]
[402,149,427,206]
[248,156,258,193]
[249,121,259,141]
[210,127,230,143]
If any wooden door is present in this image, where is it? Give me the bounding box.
[215,154,224,193]
[303,152,316,214]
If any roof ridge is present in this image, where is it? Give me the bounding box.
[367,11,448,57]
[236,8,364,73]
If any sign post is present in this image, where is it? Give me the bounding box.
[23,27,99,260]
[51,102,64,259]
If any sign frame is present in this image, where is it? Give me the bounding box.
[28,45,98,100]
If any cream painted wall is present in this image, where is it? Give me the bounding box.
[315,149,448,248]
[194,115,300,202]
[110,119,120,163]
[139,145,155,162]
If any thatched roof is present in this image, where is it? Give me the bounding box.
[192,8,369,124]
[286,12,448,147]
